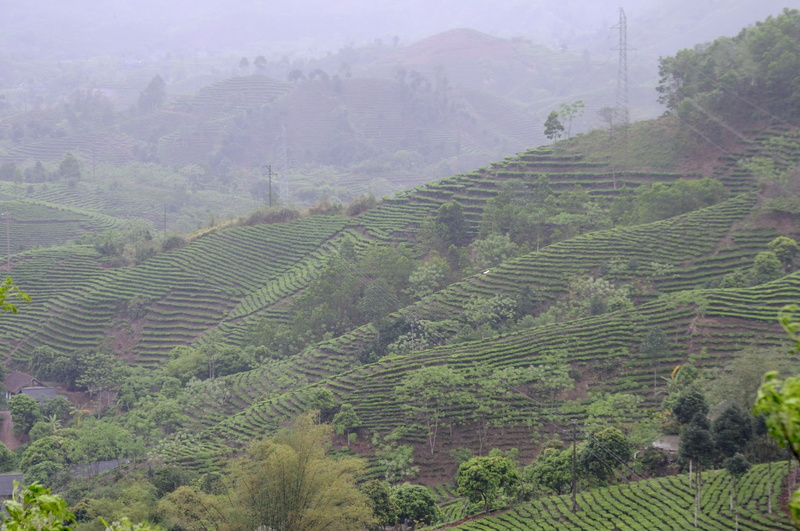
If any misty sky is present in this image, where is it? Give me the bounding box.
[1,0,792,61]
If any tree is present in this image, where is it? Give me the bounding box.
[374,440,419,484]
[9,393,42,436]
[306,387,336,411]
[543,110,564,142]
[71,422,143,463]
[39,396,73,424]
[158,485,226,531]
[332,403,361,436]
[391,484,439,529]
[711,405,753,458]
[628,178,728,224]
[768,236,799,270]
[724,454,751,531]
[231,412,374,531]
[419,201,469,255]
[152,466,196,497]
[395,366,468,454]
[558,100,585,139]
[470,233,519,268]
[639,327,671,359]
[707,346,792,410]
[58,152,81,186]
[138,75,166,113]
[20,435,74,473]
[579,427,632,485]
[406,254,448,300]
[0,441,16,472]
[657,9,800,125]
[254,56,267,71]
[0,162,17,182]
[525,445,572,495]
[671,389,709,425]
[163,346,206,383]
[360,480,397,530]
[456,456,520,513]
[0,277,30,314]
[751,251,783,285]
[679,422,715,527]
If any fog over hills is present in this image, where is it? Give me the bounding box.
[1,0,790,60]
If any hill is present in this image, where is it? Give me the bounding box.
[2,10,800,529]
[6,114,793,365]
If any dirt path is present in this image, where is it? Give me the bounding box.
[0,411,23,450]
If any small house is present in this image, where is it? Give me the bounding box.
[3,371,57,402]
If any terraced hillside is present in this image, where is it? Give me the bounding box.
[0,200,126,254]
[1,119,747,360]
[3,119,795,368]
[4,118,799,489]
[0,181,262,233]
[3,215,358,365]
[150,193,798,474]
[450,463,792,530]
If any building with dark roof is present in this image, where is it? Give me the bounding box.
[3,371,57,403]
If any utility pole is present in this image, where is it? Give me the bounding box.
[568,419,582,512]
[261,165,273,207]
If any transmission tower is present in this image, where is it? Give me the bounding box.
[612,7,630,139]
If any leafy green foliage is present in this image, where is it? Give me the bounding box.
[418,201,469,256]
[479,177,612,250]
[373,439,419,484]
[230,412,375,531]
[57,152,81,186]
[672,390,709,425]
[711,405,753,458]
[639,327,672,359]
[625,178,728,224]
[754,305,800,525]
[579,427,632,485]
[405,253,448,300]
[524,444,572,495]
[768,236,799,269]
[2,482,74,531]
[391,484,440,528]
[395,366,468,455]
[658,8,800,126]
[558,100,585,140]
[470,233,519,268]
[360,480,397,529]
[0,277,30,314]
[533,276,632,326]
[543,111,564,142]
[679,424,715,468]
[9,394,42,436]
[0,441,16,473]
[456,456,520,513]
[332,403,361,436]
